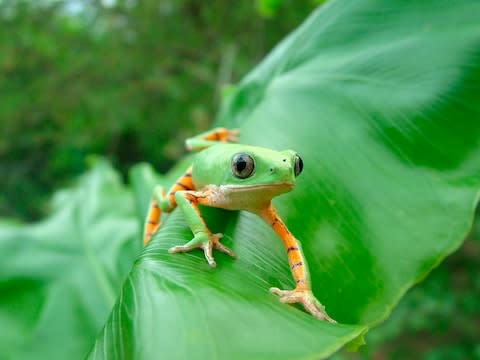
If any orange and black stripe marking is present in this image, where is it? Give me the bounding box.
[143,167,195,245]
[143,199,161,245]
[204,128,232,142]
[167,166,194,208]
[262,205,308,290]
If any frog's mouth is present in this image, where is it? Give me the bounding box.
[221,182,294,191]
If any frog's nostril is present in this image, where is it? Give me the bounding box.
[282,159,287,162]
[269,167,274,172]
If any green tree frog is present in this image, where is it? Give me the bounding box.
[143,128,335,322]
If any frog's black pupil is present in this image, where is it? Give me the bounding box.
[236,158,247,171]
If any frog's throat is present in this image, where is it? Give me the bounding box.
[203,182,294,212]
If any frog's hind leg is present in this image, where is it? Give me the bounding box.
[143,187,165,245]
[168,190,236,267]
[143,167,194,245]
[185,127,240,152]
[259,204,336,322]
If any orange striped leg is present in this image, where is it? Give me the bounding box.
[168,190,236,267]
[143,192,163,245]
[259,204,336,322]
[185,127,240,152]
[143,167,194,245]
[165,166,194,209]
[202,127,239,142]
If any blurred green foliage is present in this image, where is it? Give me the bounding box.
[0,0,317,220]
[0,160,139,359]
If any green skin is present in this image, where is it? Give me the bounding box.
[150,129,335,322]
[192,144,297,211]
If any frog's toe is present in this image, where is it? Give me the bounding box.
[212,233,236,258]
[270,287,296,302]
[214,242,236,258]
[200,241,217,268]
[169,232,235,267]
[168,233,205,254]
[168,243,199,253]
[269,287,336,323]
[226,128,240,142]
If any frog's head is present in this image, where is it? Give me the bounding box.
[193,143,303,191]
[228,146,303,190]
[192,144,303,207]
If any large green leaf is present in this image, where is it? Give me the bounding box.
[90,0,480,359]
[0,161,140,359]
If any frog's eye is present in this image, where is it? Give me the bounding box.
[231,153,255,179]
[294,154,303,177]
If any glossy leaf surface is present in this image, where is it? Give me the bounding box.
[91,0,480,359]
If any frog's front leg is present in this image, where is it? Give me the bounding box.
[259,204,336,323]
[169,190,236,267]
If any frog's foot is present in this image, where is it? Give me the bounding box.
[270,287,336,323]
[225,128,240,143]
[168,232,236,268]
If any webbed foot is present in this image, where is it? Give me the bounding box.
[169,232,236,268]
[270,287,336,323]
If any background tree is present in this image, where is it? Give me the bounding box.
[0,0,318,219]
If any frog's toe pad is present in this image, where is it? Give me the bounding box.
[270,287,336,323]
